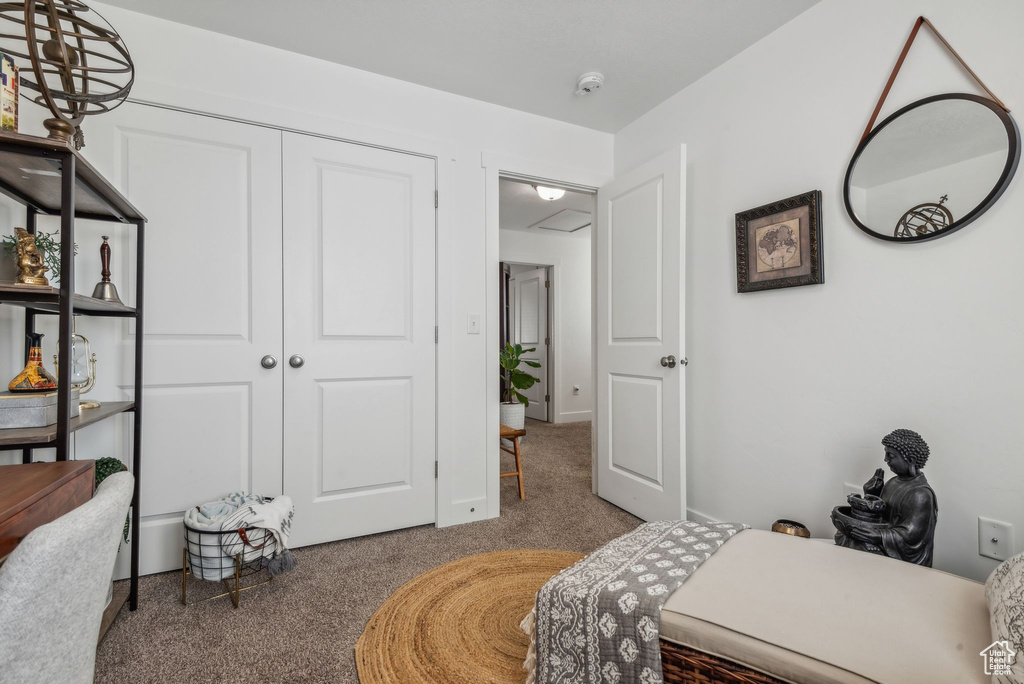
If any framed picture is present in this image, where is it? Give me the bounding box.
[735,190,823,293]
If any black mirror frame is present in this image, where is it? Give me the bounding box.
[843,93,1021,243]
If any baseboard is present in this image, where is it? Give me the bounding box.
[686,507,718,524]
[557,410,592,423]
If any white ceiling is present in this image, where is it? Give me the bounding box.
[99,0,819,132]
[500,178,593,237]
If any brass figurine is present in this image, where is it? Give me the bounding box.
[13,227,49,287]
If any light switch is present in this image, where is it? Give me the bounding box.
[979,517,1014,561]
[468,314,481,334]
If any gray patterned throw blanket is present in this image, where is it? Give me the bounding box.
[523,520,748,684]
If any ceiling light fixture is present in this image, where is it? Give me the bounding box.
[533,185,565,201]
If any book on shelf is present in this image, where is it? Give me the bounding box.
[0,53,16,133]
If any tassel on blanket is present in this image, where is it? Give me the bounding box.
[520,605,538,684]
[268,549,298,576]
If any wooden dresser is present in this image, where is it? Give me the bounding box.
[0,460,94,559]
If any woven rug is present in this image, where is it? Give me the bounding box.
[356,549,583,683]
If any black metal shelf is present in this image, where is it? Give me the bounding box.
[0,131,145,614]
[0,131,145,223]
[0,401,134,449]
[0,283,136,317]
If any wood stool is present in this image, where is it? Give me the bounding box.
[500,424,526,499]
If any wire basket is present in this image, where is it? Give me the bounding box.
[181,519,275,608]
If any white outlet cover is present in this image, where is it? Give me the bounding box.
[979,517,1014,561]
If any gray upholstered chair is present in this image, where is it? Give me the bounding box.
[0,471,134,684]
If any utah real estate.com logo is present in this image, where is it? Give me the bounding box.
[981,640,1016,677]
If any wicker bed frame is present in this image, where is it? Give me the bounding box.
[660,640,785,684]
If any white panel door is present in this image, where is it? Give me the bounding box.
[511,267,548,421]
[282,132,436,547]
[596,145,686,521]
[84,104,284,574]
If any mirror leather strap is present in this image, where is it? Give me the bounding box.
[859,16,1010,147]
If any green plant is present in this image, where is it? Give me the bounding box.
[1,230,78,283]
[500,342,541,406]
[95,457,130,544]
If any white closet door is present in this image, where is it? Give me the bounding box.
[282,132,436,547]
[511,267,548,421]
[85,104,285,574]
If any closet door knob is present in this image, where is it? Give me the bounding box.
[261,355,277,369]
[660,355,676,368]
[289,354,305,368]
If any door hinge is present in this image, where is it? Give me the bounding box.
[434,326,438,343]
[545,394,550,402]
[434,190,438,208]
[545,281,550,288]
[435,461,438,478]
[545,337,550,345]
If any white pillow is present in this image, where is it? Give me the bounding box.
[985,552,1024,683]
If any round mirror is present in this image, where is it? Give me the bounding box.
[844,93,1020,242]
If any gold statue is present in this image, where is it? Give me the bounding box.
[13,227,49,287]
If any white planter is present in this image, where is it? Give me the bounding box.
[500,402,526,448]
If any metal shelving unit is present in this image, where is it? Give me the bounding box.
[0,130,146,613]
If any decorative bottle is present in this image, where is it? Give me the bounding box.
[8,332,58,392]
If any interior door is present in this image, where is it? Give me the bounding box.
[282,132,436,547]
[596,145,686,521]
[84,104,285,574]
[511,267,548,421]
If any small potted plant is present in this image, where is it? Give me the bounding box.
[499,342,541,433]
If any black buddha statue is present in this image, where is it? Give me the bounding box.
[831,429,938,566]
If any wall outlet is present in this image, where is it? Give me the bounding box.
[843,482,861,498]
[979,517,1014,561]
[467,313,480,334]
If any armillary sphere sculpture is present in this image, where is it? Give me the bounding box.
[0,0,134,148]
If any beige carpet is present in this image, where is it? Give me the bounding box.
[94,419,640,683]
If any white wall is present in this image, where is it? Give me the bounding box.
[0,4,613,530]
[501,228,593,423]
[615,0,1024,581]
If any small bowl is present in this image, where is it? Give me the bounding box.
[846,494,886,522]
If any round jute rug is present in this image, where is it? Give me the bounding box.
[355,549,583,683]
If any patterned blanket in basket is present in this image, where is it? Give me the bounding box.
[524,520,748,684]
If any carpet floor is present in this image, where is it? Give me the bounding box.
[94,419,640,683]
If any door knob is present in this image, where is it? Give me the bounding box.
[289,354,305,368]
[261,355,277,369]
[660,355,676,368]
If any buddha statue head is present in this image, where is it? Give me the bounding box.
[881,428,930,478]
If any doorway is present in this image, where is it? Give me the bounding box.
[497,177,595,428]
[485,145,688,523]
[501,263,552,421]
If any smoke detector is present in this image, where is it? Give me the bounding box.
[575,72,604,96]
